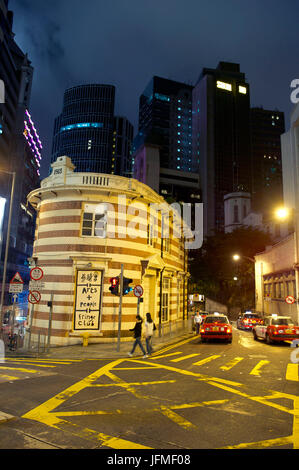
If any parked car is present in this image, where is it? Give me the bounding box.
[253,315,299,344]
[200,313,232,343]
[237,312,263,330]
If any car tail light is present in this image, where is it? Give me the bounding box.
[200,328,205,334]
[227,328,232,333]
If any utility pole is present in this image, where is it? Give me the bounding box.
[0,171,16,339]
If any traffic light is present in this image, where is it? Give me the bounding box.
[109,277,119,296]
[123,277,133,296]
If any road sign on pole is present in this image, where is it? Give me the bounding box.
[28,291,41,305]
[133,285,144,298]
[286,295,295,305]
[30,267,44,282]
[9,271,24,293]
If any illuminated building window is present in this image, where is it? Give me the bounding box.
[60,122,103,132]
[81,211,107,238]
[238,85,247,94]
[217,81,232,91]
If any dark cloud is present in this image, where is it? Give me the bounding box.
[8,0,299,177]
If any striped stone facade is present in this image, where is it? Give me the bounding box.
[27,156,190,346]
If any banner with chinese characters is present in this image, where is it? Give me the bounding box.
[74,270,103,330]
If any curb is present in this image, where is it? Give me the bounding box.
[5,333,194,360]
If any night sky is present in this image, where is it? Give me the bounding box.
[9,0,299,178]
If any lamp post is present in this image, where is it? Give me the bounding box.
[0,170,16,338]
[233,254,255,263]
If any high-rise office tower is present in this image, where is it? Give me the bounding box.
[193,62,252,235]
[51,84,134,176]
[0,0,40,296]
[112,116,134,177]
[134,76,200,202]
[250,107,285,216]
[52,84,115,173]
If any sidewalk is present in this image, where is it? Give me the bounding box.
[5,328,196,360]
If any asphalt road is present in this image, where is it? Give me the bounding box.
[0,325,298,451]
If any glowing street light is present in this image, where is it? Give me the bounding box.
[233,253,255,263]
[275,207,290,220]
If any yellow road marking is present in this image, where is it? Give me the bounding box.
[249,360,270,376]
[193,355,221,366]
[171,354,200,363]
[151,336,198,356]
[6,358,81,363]
[7,359,71,366]
[0,374,20,381]
[160,406,196,430]
[5,362,57,368]
[286,364,299,381]
[22,354,299,449]
[22,358,152,449]
[0,366,38,374]
[92,380,176,387]
[150,352,182,360]
[220,357,244,371]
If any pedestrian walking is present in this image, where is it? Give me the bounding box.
[144,312,155,355]
[128,315,147,358]
[194,311,202,335]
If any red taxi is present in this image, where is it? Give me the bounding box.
[253,315,299,344]
[237,312,262,330]
[200,313,232,343]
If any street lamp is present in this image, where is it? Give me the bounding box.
[0,170,16,338]
[233,253,255,263]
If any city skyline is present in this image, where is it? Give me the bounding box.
[9,0,298,178]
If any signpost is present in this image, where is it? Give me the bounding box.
[134,285,144,317]
[286,295,295,305]
[30,267,44,282]
[9,272,24,294]
[28,291,41,305]
[27,267,44,350]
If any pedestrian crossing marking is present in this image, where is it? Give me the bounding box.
[6,358,82,365]
[286,364,299,382]
[193,355,221,366]
[0,366,38,374]
[150,352,182,360]
[171,354,200,363]
[249,360,270,376]
[220,357,244,371]
[6,361,57,368]
[0,374,20,381]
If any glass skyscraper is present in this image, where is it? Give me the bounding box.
[51,84,116,173]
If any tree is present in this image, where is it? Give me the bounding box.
[189,227,273,312]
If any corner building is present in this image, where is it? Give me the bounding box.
[27,156,190,346]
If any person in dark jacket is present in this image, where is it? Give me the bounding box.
[128,315,147,358]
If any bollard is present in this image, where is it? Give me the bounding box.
[82,333,90,347]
